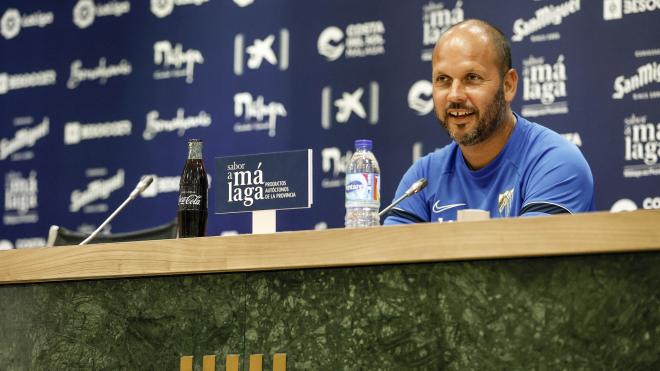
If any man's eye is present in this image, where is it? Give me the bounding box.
[467,74,481,81]
[436,76,450,84]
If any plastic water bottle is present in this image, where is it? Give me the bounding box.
[345,139,381,228]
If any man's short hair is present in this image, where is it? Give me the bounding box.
[444,19,512,77]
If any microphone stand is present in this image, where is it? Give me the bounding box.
[379,178,428,218]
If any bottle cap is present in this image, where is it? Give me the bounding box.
[354,139,373,150]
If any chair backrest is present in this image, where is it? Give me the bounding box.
[46,219,178,247]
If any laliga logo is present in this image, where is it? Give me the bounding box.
[73,0,131,29]
[407,80,434,115]
[317,27,345,61]
[1,8,54,40]
[234,29,289,75]
[321,82,379,129]
[151,0,209,18]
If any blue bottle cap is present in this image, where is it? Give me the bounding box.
[354,139,373,150]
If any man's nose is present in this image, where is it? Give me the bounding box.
[447,80,466,103]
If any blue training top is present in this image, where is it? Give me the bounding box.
[384,113,595,224]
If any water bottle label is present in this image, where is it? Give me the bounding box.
[345,173,380,202]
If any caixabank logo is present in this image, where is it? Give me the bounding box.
[520,54,569,117]
[70,168,125,214]
[622,113,660,178]
[234,29,289,75]
[3,170,38,226]
[0,69,57,96]
[233,92,287,137]
[603,0,660,20]
[612,59,660,101]
[67,57,132,89]
[143,108,212,140]
[0,117,49,162]
[317,20,386,61]
[151,0,209,18]
[511,0,580,43]
[420,1,464,61]
[64,118,132,145]
[153,40,204,84]
[72,0,130,29]
[321,82,379,129]
[0,8,54,40]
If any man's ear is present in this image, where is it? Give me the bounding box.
[503,68,518,103]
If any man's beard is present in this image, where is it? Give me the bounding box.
[438,86,507,146]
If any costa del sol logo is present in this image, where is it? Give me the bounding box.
[511,0,580,43]
[233,92,287,137]
[317,20,386,61]
[420,1,464,61]
[611,196,660,211]
[144,108,212,140]
[520,54,569,117]
[151,0,210,18]
[0,69,57,96]
[604,0,660,20]
[234,29,289,75]
[3,170,38,226]
[0,8,54,40]
[64,119,132,145]
[321,82,379,129]
[612,60,660,100]
[153,41,204,84]
[67,57,132,89]
[70,168,125,213]
[72,0,130,29]
[408,80,434,115]
[623,113,660,178]
[0,117,49,162]
[321,146,353,189]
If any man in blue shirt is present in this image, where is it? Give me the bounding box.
[384,19,594,224]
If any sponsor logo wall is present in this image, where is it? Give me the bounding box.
[0,1,658,246]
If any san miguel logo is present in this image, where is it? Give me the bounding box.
[215,150,312,214]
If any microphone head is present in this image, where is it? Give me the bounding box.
[137,175,154,193]
[405,178,428,196]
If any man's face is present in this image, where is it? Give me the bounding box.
[432,27,509,146]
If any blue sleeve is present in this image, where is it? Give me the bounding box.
[521,139,595,216]
[383,158,431,225]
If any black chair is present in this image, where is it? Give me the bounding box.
[46,219,178,247]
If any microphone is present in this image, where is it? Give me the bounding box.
[79,175,154,245]
[379,178,428,218]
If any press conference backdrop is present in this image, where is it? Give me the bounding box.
[1,0,659,248]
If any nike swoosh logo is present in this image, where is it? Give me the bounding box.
[432,201,466,214]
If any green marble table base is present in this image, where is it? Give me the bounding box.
[1,252,659,370]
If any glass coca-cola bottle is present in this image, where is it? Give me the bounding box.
[177,139,208,237]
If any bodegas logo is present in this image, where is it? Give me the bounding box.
[0,8,54,40]
[317,20,386,61]
[234,29,289,75]
[521,54,569,117]
[611,61,660,100]
[70,168,125,213]
[321,82,379,129]
[153,40,204,84]
[3,170,38,226]
[420,1,464,61]
[179,353,286,371]
[151,0,210,18]
[511,0,580,43]
[144,108,212,140]
[603,0,660,20]
[0,117,50,162]
[67,57,132,89]
[72,0,130,29]
[233,92,287,137]
[622,113,660,178]
[64,119,132,145]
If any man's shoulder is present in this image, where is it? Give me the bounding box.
[415,141,458,174]
[517,115,580,157]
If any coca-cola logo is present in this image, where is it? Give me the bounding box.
[179,194,201,206]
